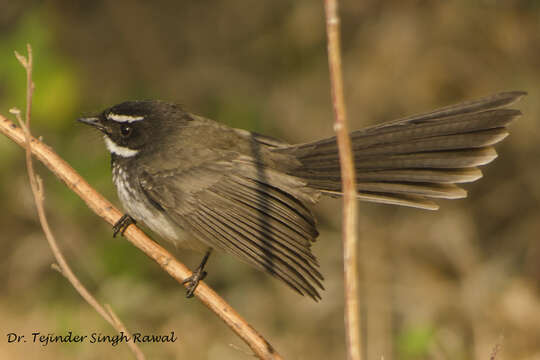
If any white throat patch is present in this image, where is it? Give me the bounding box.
[107,113,145,123]
[104,137,139,157]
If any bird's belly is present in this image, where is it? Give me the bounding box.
[114,175,208,252]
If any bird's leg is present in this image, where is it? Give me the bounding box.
[112,214,136,237]
[183,249,212,298]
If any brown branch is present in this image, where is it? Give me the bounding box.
[323,2,362,360]
[12,44,145,360]
[2,45,282,360]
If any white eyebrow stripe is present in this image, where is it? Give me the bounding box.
[104,137,139,157]
[107,113,145,123]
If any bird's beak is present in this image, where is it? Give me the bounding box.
[78,116,106,132]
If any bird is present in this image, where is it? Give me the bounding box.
[78,91,525,301]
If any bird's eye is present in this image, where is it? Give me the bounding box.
[120,124,132,137]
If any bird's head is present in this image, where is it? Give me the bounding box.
[78,100,189,158]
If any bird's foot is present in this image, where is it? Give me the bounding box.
[182,250,212,298]
[112,214,136,237]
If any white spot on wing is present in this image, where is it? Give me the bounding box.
[107,113,145,123]
[104,137,139,157]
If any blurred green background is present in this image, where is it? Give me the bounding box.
[1,1,539,359]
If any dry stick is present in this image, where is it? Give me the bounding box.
[323,2,362,360]
[12,45,145,360]
[1,50,282,360]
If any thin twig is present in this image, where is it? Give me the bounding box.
[2,46,282,360]
[323,2,362,360]
[12,44,145,360]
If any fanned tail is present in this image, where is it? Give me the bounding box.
[280,91,526,210]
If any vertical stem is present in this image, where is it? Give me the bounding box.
[323,1,362,360]
[14,44,146,360]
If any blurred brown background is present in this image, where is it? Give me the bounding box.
[1,1,539,359]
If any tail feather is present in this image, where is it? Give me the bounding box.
[299,128,508,164]
[278,91,525,209]
[356,168,483,184]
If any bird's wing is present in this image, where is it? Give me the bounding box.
[139,155,324,300]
